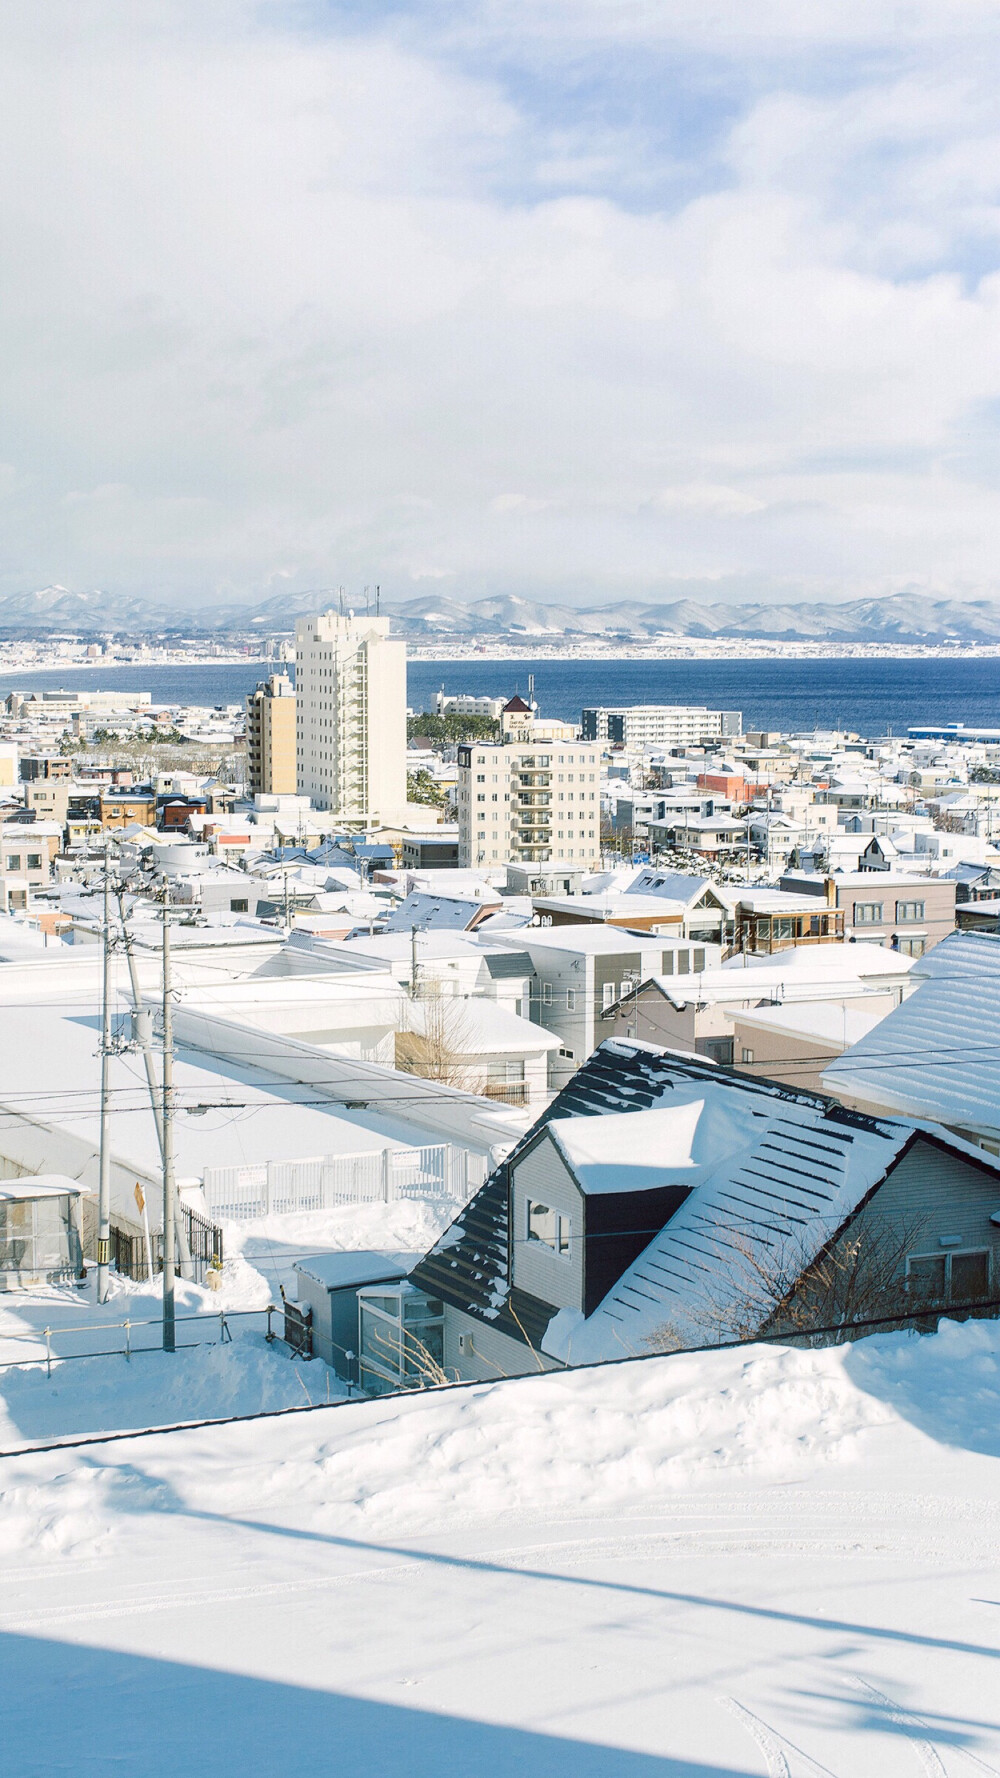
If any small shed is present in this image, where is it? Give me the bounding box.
[0,1175,91,1289]
[293,1250,417,1384]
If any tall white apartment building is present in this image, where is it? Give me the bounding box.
[457,696,602,867]
[295,611,406,824]
[581,705,742,747]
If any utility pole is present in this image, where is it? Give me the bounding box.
[161,888,176,1353]
[410,923,419,998]
[284,867,291,930]
[117,882,193,1279]
[116,882,164,1160]
[96,843,113,1303]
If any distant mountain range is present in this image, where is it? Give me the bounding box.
[6,584,1000,644]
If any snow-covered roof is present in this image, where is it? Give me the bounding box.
[381,891,499,933]
[822,929,1000,1136]
[404,996,559,1054]
[541,1052,917,1362]
[294,1249,417,1291]
[548,1098,749,1195]
[635,945,913,1010]
[413,1038,965,1364]
[0,1174,93,1201]
[532,892,688,920]
[626,871,718,905]
[730,999,888,1048]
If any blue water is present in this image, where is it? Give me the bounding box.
[0,654,998,737]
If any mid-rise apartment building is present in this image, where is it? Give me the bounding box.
[581,705,742,747]
[457,697,601,867]
[295,611,406,824]
[246,674,296,796]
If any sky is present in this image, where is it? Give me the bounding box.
[2,0,1000,609]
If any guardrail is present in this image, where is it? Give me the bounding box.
[0,1305,279,1376]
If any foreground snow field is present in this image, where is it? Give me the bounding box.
[2,1319,1000,1776]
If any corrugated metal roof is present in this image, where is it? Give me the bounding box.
[823,929,1000,1137]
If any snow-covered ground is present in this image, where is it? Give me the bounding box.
[3,1316,1000,1775]
[0,1195,457,1442]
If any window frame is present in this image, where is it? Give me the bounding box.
[906,1246,991,1304]
[525,1198,572,1257]
[853,901,884,925]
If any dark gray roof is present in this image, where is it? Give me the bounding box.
[483,950,535,980]
[411,1039,887,1350]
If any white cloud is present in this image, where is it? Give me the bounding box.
[0,0,999,603]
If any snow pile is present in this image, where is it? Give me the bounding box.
[2,1319,1000,1776]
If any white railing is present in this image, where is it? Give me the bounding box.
[201,1143,487,1223]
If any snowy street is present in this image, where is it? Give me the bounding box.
[2,1319,999,1776]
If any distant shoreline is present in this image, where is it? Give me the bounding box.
[406,641,1000,662]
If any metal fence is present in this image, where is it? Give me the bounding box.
[110,1205,224,1285]
[201,1143,486,1223]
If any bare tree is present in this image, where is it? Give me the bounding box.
[643,1212,934,1353]
[395,983,477,1092]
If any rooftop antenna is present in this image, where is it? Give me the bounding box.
[375,584,381,617]
[364,585,370,615]
[338,585,345,617]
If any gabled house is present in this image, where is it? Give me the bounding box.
[411,1041,1000,1382]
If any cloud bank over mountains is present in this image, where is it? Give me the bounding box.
[1,0,1000,605]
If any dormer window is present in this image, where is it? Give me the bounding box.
[526,1200,571,1255]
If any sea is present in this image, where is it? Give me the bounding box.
[0,654,998,737]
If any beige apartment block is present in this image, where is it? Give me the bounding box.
[457,697,601,868]
[246,674,297,796]
[295,612,406,825]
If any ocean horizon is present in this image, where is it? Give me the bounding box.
[0,653,997,738]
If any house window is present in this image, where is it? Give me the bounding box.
[485,1060,526,1104]
[566,989,577,1011]
[4,855,21,872]
[907,1249,990,1303]
[230,898,249,913]
[896,901,925,922]
[602,982,615,1010]
[854,902,883,925]
[742,1047,755,1064]
[542,981,553,1006]
[26,854,42,871]
[898,936,926,957]
[693,948,706,971]
[526,1200,571,1256]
